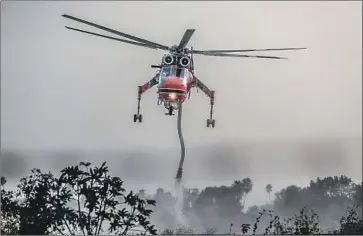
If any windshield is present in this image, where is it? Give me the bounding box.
[176,68,185,77]
[161,67,171,77]
[161,67,185,77]
[159,67,187,85]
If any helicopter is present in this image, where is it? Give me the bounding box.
[62,14,306,128]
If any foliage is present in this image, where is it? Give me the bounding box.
[179,177,254,230]
[329,204,363,235]
[352,183,362,206]
[237,205,363,235]
[159,225,216,235]
[156,175,362,235]
[274,176,362,217]
[2,159,362,235]
[0,162,157,235]
[161,204,363,235]
[159,225,195,235]
[263,207,321,235]
[1,176,20,235]
[265,184,272,201]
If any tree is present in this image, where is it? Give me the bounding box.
[333,204,363,234]
[194,185,239,230]
[261,207,321,235]
[352,182,362,206]
[1,176,7,186]
[191,178,253,231]
[308,175,356,203]
[231,177,253,210]
[274,185,306,214]
[0,162,157,235]
[16,169,59,234]
[273,175,360,226]
[265,184,273,201]
[241,177,253,210]
[1,176,20,235]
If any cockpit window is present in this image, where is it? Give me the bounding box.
[161,67,171,77]
[176,68,185,77]
[170,67,176,76]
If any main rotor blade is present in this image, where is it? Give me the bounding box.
[194,52,287,59]
[62,14,169,50]
[193,47,307,54]
[64,26,159,49]
[178,29,195,50]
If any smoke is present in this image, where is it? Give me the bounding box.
[1,137,361,232]
[1,137,361,188]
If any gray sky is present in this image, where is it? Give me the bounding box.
[1,1,362,206]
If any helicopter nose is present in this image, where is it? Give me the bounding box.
[161,76,183,88]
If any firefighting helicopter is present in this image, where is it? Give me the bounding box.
[62,14,306,128]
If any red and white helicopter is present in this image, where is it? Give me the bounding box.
[62,14,306,128]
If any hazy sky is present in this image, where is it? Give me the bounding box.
[1,1,362,206]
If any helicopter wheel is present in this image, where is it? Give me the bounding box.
[206,119,215,128]
[169,107,173,116]
[133,114,142,123]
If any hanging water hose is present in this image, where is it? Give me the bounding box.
[175,99,185,184]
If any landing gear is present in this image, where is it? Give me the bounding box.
[157,97,162,105]
[168,106,174,116]
[207,91,216,128]
[163,100,176,116]
[165,106,174,116]
[206,118,215,128]
[134,114,142,123]
[134,87,143,123]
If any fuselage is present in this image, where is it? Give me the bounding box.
[157,65,193,104]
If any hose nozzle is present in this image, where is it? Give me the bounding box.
[175,167,183,181]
